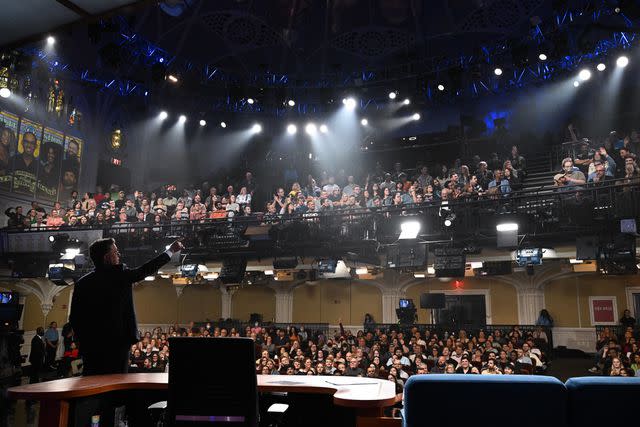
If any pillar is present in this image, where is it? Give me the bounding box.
[516,285,545,324]
[274,288,293,323]
[220,287,235,320]
[382,289,406,324]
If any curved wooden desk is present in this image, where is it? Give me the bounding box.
[8,374,398,427]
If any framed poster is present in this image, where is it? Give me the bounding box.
[589,296,618,326]
[0,110,19,191]
[59,135,83,198]
[37,127,64,202]
[12,117,43,196]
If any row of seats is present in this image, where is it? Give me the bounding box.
[403,375,640,427]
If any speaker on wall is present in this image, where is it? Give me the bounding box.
[420,293,446,309]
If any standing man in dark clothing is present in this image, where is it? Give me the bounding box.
[70,237,183,376]
[29,327,46,384]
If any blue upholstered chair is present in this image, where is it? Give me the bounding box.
[565,377,640,427]
[403,374,568,427]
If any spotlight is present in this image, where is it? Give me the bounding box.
[399,220,421,239]
[319,124,328,134]
[287,124,297,135]
[48,235,55,243]
[287,99,295,107]
[496,222,518,232]
[46,36,55,45]
[443,213,456,227]
[178,115,187,124]
[444,219,453,227]
[437,84,445,91]
[167,74,178,83]
[578,69,591,81]
[305,123,317,135]
[597,63,606,72]
[343,97,357,110]
[403,98,411,105]
[494,68,503,76]
[538,53,547,61]
[0,88,10,98]
[617,56,629,68]
[360,118,368,126]
[573,81,580,88]
[159,57,164,63]
[159,111,168,120]
[251,123,262,134]
[388,91,397,100]
[199,119,206,127]
[412,113,421,121]
[247,98,255,104]
[220,121,227,128]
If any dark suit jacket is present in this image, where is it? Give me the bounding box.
[29,335,45,367]
[69,252,170,351]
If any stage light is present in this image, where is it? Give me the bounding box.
[496,222,518,232]
[144,276,155,281]
[247,98,255,104]
[427,267,435,275]
[578,69,591,81]
[597,63,606,71]
[144,91,149,96]
[437,84,445,91]
[64,248,80,257]
[494,68,503,76]
[343,97,357,110]
[444,218,453,227]
[220,121,227,128]
[388,91,397,100]
[167,74,178,83]
[158,57,164,63]
[403,98,410,105]
[617,56,629,68]
[287,124,297,135]
[539,53,547,61]
[264,269,274,275]
[360,118,368,126]
[48,235,55,243]
[399,220,420,239]
[305,123,317,135]
[569,259,584,264]
[573,81,580,88]
[178,115,187,124]
[251,123,262,134]
[412,113,421,121]
[319,124,328,133]
[0,88,10,98]
[159,111,168,120]
[413,273,426,279]
[47,36,55,45]
[355,267,368,275]
[287,99,295,107]
[199,119,206,127]
[443,213,456,227]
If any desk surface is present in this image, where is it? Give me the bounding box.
[8,374,397,409]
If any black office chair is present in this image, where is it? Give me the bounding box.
[150,337,260,427]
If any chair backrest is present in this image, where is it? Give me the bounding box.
[168,337,258,427]
[565,377,640,427]
[403,374,567,427]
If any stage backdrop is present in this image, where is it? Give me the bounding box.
[0,109,83,202]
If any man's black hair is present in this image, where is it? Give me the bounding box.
[89,237,115,266]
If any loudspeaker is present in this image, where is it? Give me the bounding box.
[576,236,598,260]
[478,261,513,276]
[220,258,247,284]
[434,255,466,277]
[386,243,427,268]
[420,293,446,309]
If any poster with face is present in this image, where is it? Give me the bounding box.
[59,135,83,196]
[0,111,19,191]
[12,117,43,196]
[37,127,64,201]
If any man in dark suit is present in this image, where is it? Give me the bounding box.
[69,237,183,376]
[29,327,45,384]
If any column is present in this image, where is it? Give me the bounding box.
[220,287,235,320]
[274,288,293,323]
[515,285,544,324]
[382,289,405,324]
